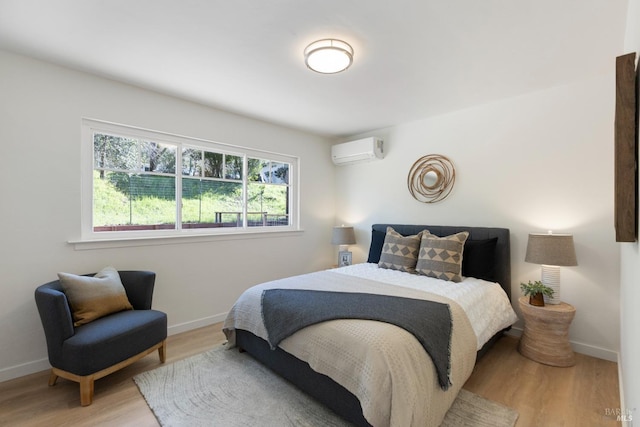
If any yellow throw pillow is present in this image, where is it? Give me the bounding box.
[58,266,133,326]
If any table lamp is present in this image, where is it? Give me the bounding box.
[331,226,356,267]
[525,232,578,304]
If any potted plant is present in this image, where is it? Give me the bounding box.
[520,280,554,307]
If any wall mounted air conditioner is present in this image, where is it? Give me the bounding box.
[331,137,384,166]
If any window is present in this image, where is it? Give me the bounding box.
[82,119,298,240]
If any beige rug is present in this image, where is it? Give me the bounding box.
[134,345,518,427]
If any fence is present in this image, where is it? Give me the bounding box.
[93,212,288,232]
[214,211,289,227]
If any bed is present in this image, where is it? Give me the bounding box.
[223,224,517,426]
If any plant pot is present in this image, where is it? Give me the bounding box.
[529,293,545,307]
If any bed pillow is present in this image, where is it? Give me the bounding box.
[58,266,133,326]
[378,227,424,273]
[462,237,498,281]
[415,231,469,282]
[367,228,387,263]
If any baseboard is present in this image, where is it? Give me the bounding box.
[0,311,229,384]
[506,326,618,362]
[503,327,523,338]
[167,312,228,336]
[618,354,629,427]
[0,358,51,384]
[571,340,619,363]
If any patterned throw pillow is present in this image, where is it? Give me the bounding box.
[58,266,133,326]
[415,231,469,282]
[378,227,424,273]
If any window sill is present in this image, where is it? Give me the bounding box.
[69,228,304,250]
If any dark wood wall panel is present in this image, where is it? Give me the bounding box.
[614,52,638,242]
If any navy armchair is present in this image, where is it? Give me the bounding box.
[34,270,167,406]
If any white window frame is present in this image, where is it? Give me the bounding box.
[79,118,300,245]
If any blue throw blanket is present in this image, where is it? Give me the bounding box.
[261,289,453,390]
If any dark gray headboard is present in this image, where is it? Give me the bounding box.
[367,224,511,298]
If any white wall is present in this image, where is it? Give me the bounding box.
[620,0,640,423]
[335,73,620,361]
[0,50,335,381]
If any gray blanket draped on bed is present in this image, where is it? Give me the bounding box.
[261,288,453,389]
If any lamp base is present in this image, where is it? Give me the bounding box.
[541,265,561,304]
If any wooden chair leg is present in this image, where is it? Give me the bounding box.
[79,376,95,406]
[48,371,58,386]
[158,340,166,363]
[48,340,165,406]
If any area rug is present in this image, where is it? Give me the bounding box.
[134,345,518,427]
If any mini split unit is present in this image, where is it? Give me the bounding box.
[331,137,385,166]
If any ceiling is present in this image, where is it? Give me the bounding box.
[0,0,629,137]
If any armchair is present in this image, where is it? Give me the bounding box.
[34,270,167,406]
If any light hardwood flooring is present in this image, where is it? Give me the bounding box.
[0,324,620,427]
[465,334,621,426]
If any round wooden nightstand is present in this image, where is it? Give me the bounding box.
[518,296,576,367]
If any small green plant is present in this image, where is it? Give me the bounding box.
[520,280,554,297]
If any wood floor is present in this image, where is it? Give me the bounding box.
[465,334,621,426]
[0,323,620,427]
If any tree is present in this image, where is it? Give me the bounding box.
[93,133,137,178]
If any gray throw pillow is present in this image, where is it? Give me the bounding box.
[416,231,469,282]
[378,227,424,273]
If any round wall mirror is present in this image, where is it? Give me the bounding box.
[422,169,441,189]
[407,154,455,203]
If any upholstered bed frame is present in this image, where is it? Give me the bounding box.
[235,224,512,427]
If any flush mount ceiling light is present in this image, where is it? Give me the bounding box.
[304,39,354,74]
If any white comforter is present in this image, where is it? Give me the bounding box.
[337,263,518,350]
[223,264,517,427]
